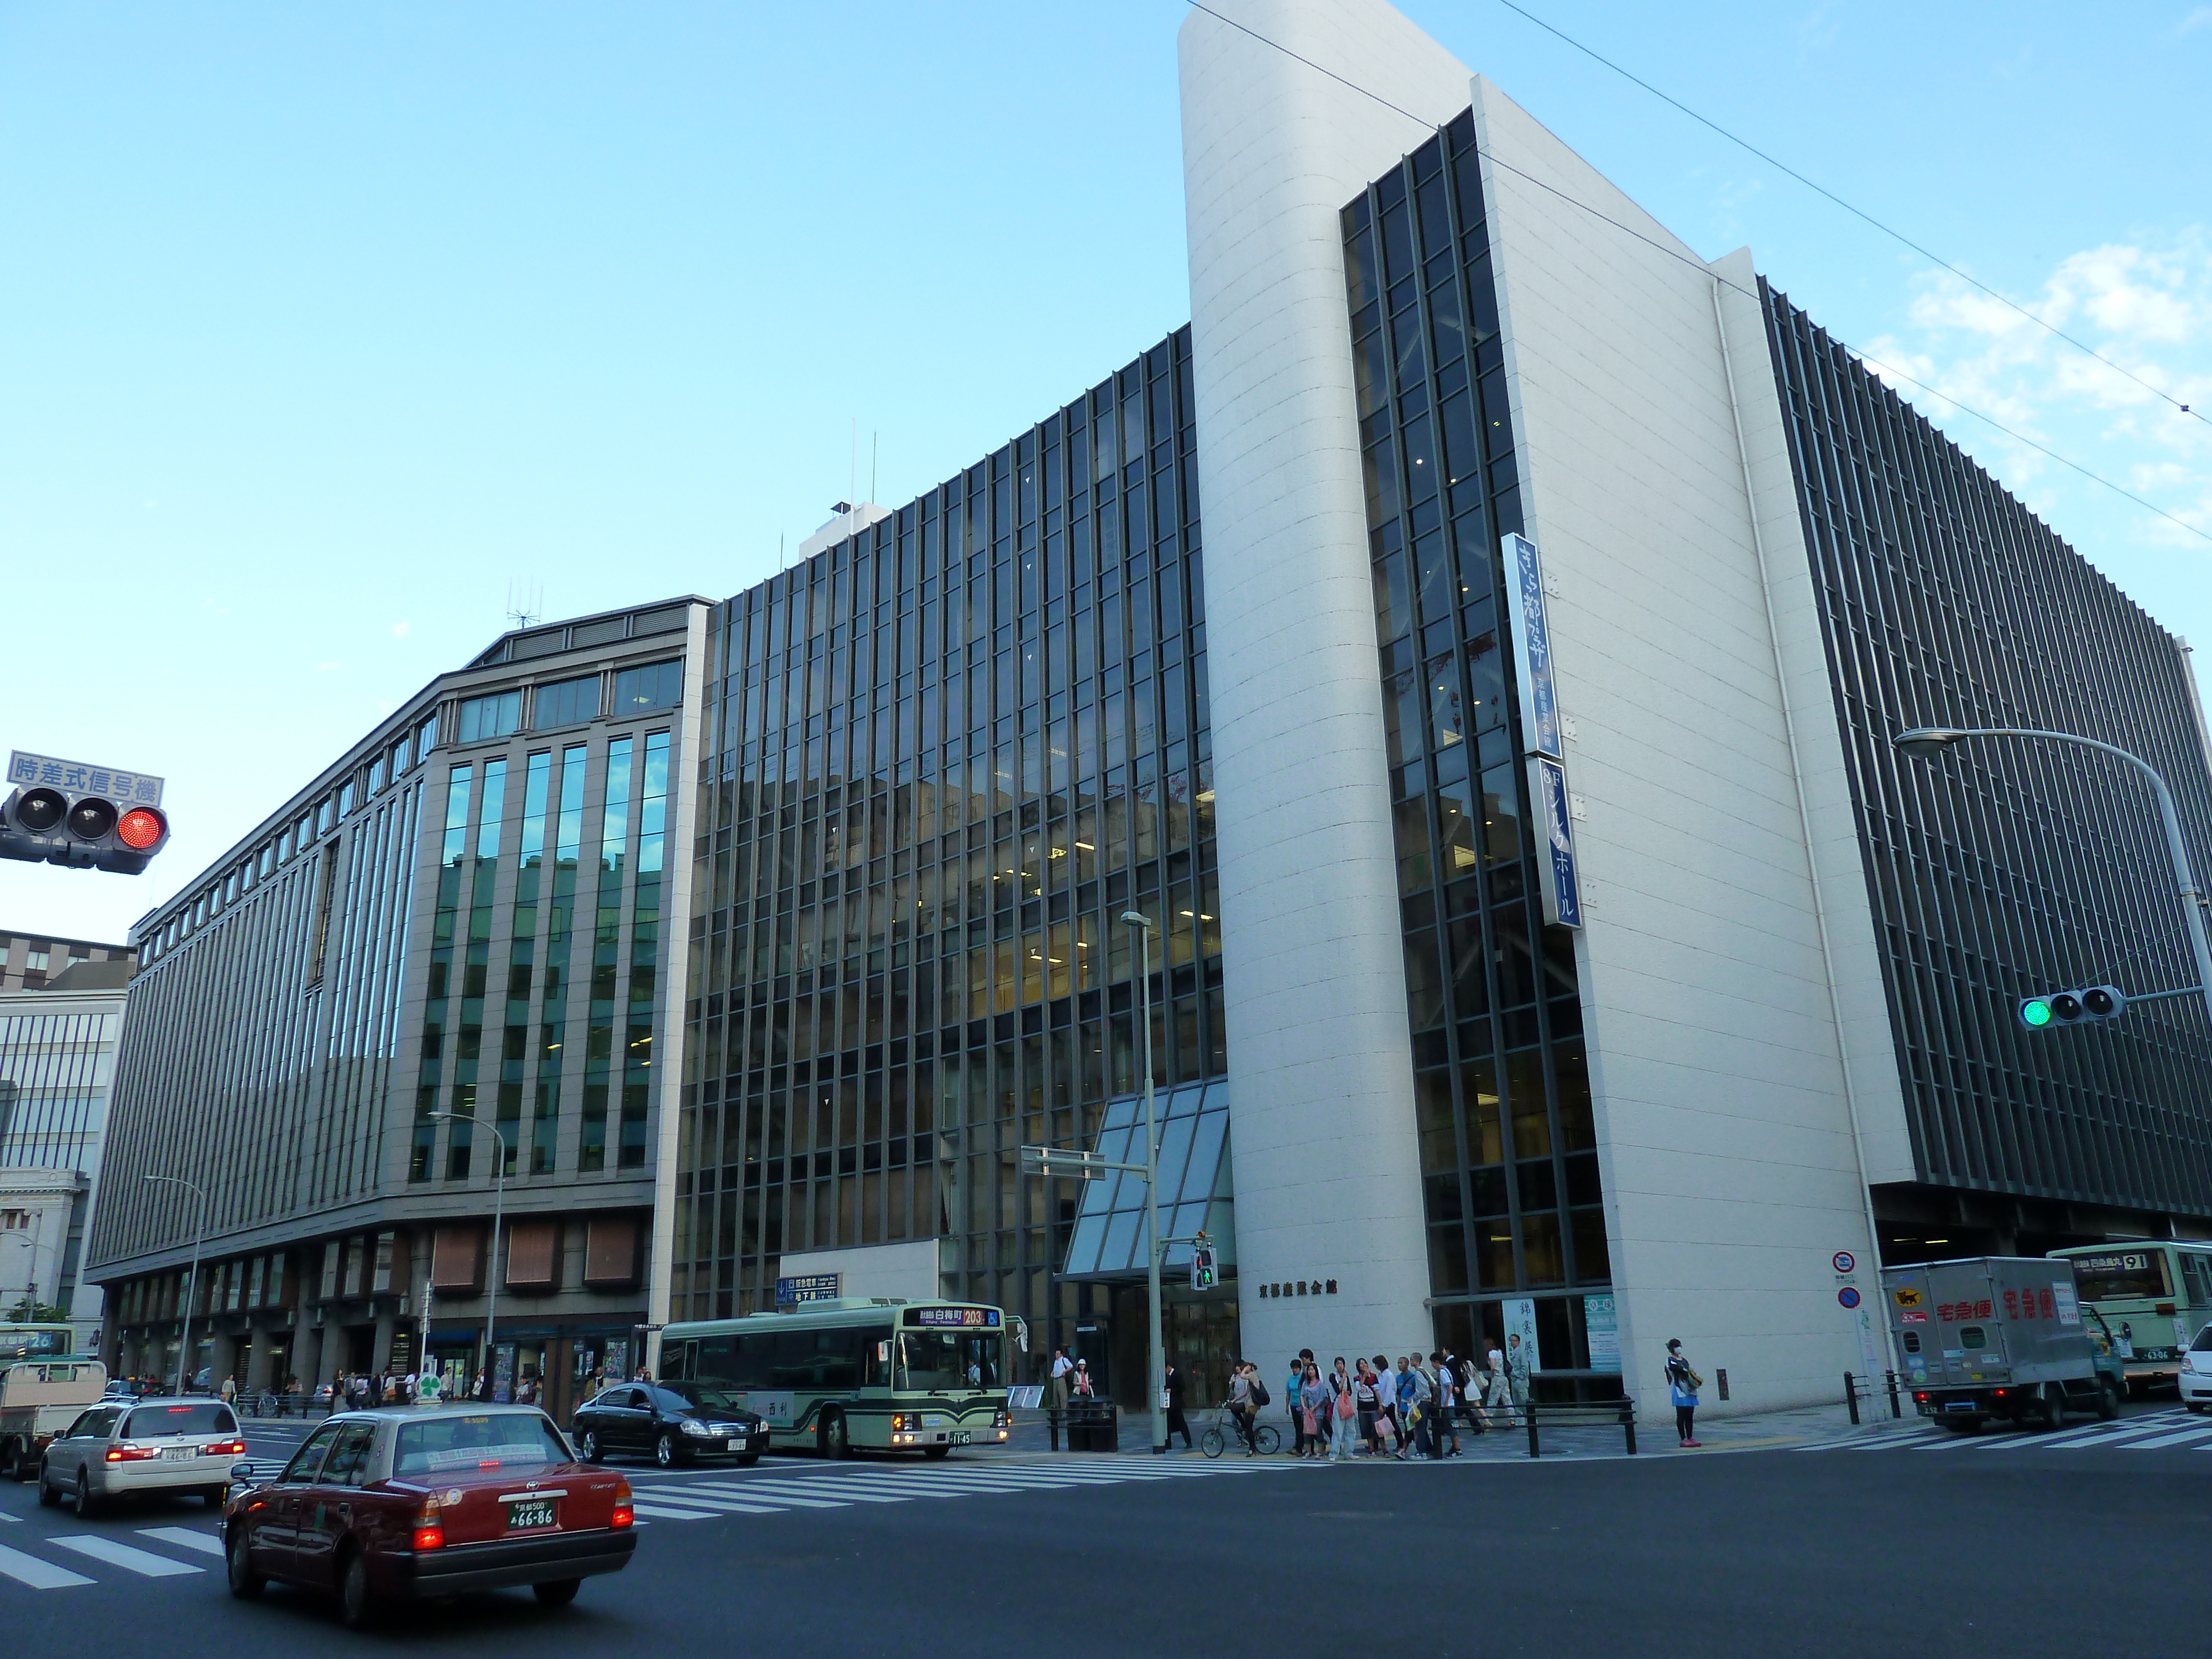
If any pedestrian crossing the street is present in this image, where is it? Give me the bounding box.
[0,1525,216,1591]
[623,1456,1290,1523]
[1796,1407,2212,1455]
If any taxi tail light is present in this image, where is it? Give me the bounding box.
[611,1477,634,1530]
[411,1498,445,1552]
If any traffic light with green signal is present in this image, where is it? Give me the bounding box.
[2019,985,2126,1030]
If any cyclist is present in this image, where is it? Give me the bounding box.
[1228,1361,1259,1453]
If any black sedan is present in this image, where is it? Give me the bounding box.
[572,1384,766,1468]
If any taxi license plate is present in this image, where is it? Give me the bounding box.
[163,1446,197,1461]
[951,1431,972,1446]
[506,1498,557,1530]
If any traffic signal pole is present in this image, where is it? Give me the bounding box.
[1895,727,2212,1031]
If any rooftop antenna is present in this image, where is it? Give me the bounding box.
[505,579,542,630]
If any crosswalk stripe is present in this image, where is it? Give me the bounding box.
[678,1486,889,1509]
[0,1542,95,1589]
[629,1503,718,1520]
[2098,1423,2212,1449]
[630,1489,797,1514]
[49,1536,202,1578]
[135,1527,226,1557]
[2050,1420,2191,1449]
[675,1488,850,1509]
[718,1480,915,1503]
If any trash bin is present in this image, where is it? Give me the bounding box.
[1067,1396,1118,1453]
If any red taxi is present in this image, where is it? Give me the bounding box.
[221,1404,635,1626]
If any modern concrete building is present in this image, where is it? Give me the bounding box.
[0,966,131,1352]
[86,599,709,1410]
[86,0,2212,1423]
[0,930,134,994]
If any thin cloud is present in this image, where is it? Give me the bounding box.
[1865,230,2211,546]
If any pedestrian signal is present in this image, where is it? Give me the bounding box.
[1191,1239,1218,1291]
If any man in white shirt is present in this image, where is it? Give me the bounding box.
[1050,1348,1074,1412]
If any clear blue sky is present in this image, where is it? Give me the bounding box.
[4,1,2206,943]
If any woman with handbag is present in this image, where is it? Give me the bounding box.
[1354,1360,1384,1455]
[1325,1357,1359,1462]
[1664,1338,1702,1447]
[1297,1361,1331,1460]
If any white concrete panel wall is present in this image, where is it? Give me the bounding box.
[776,1240,943,1305]
[1710,248,1916,1190]
[1177,0,1474,1369]
[1470,77,1878,1415]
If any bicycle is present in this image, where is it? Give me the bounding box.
[1199,1399,1280,1457]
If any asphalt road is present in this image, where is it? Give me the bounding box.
[2,1410,2205,1655]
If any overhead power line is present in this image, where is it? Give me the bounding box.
[1178,1,2212,549]
[1492,0,2204,429]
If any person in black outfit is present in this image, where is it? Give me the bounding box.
[1163,1362,1193,1450]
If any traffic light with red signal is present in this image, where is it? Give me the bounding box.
[2,752,171,875]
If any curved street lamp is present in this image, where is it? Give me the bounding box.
[1120,909,1166,1455]
[0,1231,54,1320]
[428,1114,509,1398]
[142,1174,210,1397]
[1892,727,2212,1027]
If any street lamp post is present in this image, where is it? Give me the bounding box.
[430,1114,508,1399]
[143,1175,209,1397]
[1121,909,1167,1455]
[1,1232,53,1320]
[1893,727,2212,1029]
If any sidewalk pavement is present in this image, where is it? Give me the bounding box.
[991,1396,1926,1463]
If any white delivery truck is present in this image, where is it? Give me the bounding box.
[1882,1256,2125,1433]
[0,1357,108,1479]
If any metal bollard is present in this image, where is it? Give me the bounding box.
[1526,1397,1541,1459]
[1047,1407,1061,1453]
[1886,1370,1902,1418]
[1619,1399,1637,1455]
[1845,1371,1860,1426]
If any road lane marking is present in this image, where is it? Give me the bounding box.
[49,1536,202,1577]
[629,1503,718,1520]
[0,1543,95,1589]
[135,1527,226,1556]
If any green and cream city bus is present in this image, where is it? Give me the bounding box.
[656,1299,1015,1459]
[2049,1242,2212,1391]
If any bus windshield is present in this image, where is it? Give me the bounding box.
[899,1331,1003,1391]
[2070,1251,2172,1303]
[0,1326,75,1363]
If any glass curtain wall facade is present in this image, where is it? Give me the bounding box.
[1343,111,1609,1372]
[413,702,679,1187]
[678,331,1226,1366]
[1762,286,2212,1224]
[95,743,428,1260]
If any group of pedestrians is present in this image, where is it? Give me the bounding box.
[1212,1334,1705,1458]
[1211,1339,1528,1460]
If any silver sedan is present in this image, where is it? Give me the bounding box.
[39,1396,246,1516]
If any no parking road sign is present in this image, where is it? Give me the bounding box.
[1837,1286,1862,1310]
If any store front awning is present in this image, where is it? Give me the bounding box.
[1058,1079,1236,1283]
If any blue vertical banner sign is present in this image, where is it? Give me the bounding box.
[1504,533,1583,930]
[1504,533,1562,760]
[1528,755,1583,928]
